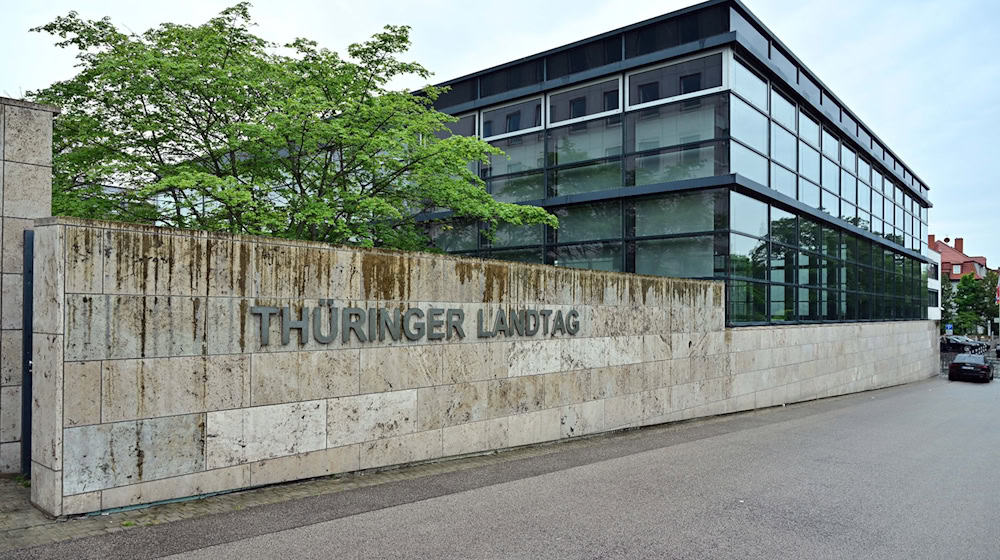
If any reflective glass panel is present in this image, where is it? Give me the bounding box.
[821,189,838,216]
[771,163,796,199]
[799,218,820,252]
[549,161,622,197]
[821,157,838,191]
[730,95,768,153]
[489,223,545,248]
[549,79,620,123]
[770,122,796,169]
[552,243,622,271]
[770,207,796,246]
[799,112,820,147]
[770,284,795,322]
[769,245,796,284]
[728,280,767,323]
[730,191,768,237]
[798,141,820,183]
[732,59,768,109]
[631,143,723,185]
[635,190,723,236]
[553,202,621,243]
[770,90,795,131]
[635,236,714,278]
[487,133,545,175]
[489,248,544,264]
[482,99,541,138]
[822,129,838,160]
[841,146,856,173]
[730,141,768,186]
[489,172,545,203]
[627,94,727,152]
[841,170,856,202]
[548,118,623,166]
[628,54,723,106]
[432,222,478,252]
[730,233,767,279]
[798,178,820,209]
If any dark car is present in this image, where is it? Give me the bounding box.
[941,336,979,353]
[955,336,988,352]
[948,354,993,382]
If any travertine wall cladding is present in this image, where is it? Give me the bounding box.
[30,217,938,516]
[0,98,57,474]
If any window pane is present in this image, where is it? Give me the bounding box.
[840,170,856,203]
[770,122,796,169]
[841,145,856,173]
[550,161,622,197]
[631,143,724,185]
[635,236,714,278]
[628,53,723,106]
[730,95,768,153]
[730,233,767,279]
[489,172,545,203]
[821,156,838,191]
[770,284,795,321]
[798,178,820,209]
[822,129,838,160]
[553,202,621,243]
[821,189,838,216]
[857,184,871,212]
[798,251,821,286]
[858,158,871,184]
[435,114,477,139]
[732,59,767,109]
[770,207,796,245]
[821,227,840,257]
[482,99,541,137]
[549,118,623,166]
[730,191,768,237]
[798,141,820,183]
[487,133,545,175]
[771,163,796,199]
[728,280,767,323]
[730,141,768,186]
[627,93,727,152]
[549,79,620,123]
[489,223,544,248]
[799,112,820,146]
[769,244,796,284]
[432,222,478,252]
[551,243,622,271]
[489,248,543,264]
[770,90,795,131]
[635,190,722,236]
[799,218,819,251]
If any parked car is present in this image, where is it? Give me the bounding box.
[948,354,993,382]
[941,336,981,353]
[995,344,999,360]
[955,336,988,352]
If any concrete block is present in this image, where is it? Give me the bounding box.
[63,414,206,494]
[4,105,52,166]
[30,461,61,517]
[251,349,359,407]
[64,295,107,361]
[560,337,608,371]
[0,329,21,385]
[62,490,102,515]
[2,162,51,219]
[31,333,62,470]
[507,408,561,447]
[64,226,103,293]
[250,444,359,486]
[63,361,102,427]
[560,400,604,438]
[0,441,20,471]
[0,386,20,443]
[605,393,643,429]
[32,225,64,335]
[101,464,250,510]
[326,390,417,447]
[360,344,442,393]
[206,400,326,468]
[509,339,564,377]
[416,382,487,431]
[1,273,22,330]
[1,217,31,274]
[360,429,442,470]
[206,238,255,297]
[487,376,545,418]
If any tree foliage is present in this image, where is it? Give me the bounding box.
[29,3,555,249]
[949,270,999,335]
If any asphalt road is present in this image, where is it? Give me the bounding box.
[9,374,1000,559]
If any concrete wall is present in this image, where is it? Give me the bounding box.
[30,217,939,516]
[0,98,57,473]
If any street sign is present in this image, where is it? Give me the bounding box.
[946,323,953,335]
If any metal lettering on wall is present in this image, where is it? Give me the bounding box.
[250,302,581,346]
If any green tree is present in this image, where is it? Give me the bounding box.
[29,4,555,249]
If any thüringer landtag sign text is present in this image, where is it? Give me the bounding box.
[250,303,581,346]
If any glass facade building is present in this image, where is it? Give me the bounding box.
[426,0,932,326]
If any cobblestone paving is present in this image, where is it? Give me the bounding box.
[0,421,697,553]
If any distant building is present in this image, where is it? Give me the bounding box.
[927,245,940,321]
[930,235,987,286]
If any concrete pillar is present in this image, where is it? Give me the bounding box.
[0,97,58,474]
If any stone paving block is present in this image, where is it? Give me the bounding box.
[326,390,417,448]
[30,461,61,517]
[250,445,359,486]
[4,105,52,166]
[360,429,442,470]
[101,464,250,510]
[206,400,326,469]
[64,226,103,294]
[1,217,31,274]
[0,329,21,386]
[62,490,102,516]
[63,361,101,428]
[252,349,359,407]
[1,385,21,442]
[63,414,206,494]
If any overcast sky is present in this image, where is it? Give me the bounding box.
[1,0,996,264]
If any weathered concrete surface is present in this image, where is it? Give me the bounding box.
[29,217,939,516]
[0,98,58,475]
